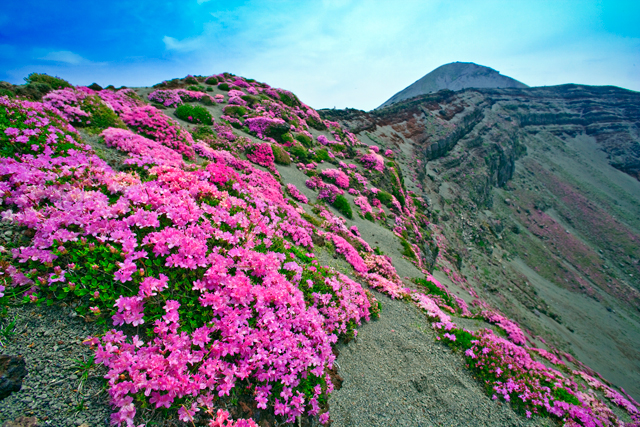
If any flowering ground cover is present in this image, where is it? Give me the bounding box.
[1,72,638,427]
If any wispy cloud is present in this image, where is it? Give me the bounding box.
[162,36,206,53]
[38,50,88,65]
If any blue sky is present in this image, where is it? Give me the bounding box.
[1,0,638,110]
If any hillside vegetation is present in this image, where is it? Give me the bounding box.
[0,73,638,427]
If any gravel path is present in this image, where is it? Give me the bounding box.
[1,304,111,427]
[329,291,551,427]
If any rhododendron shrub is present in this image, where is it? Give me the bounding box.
[360,152,384,172]
[244,117,286,140]
[245,143,275,168]
[101,127,184,168]
[0,95,379,425]
[321,168,349,188]
[121,105,195,159]
[285,183,308,204]
[481,311,526,345]
[148,89,215,107]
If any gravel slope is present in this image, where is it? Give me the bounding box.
[329,291,551,427]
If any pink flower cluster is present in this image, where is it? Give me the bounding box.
[285,183,308,204]
[244,117,286,139]
[317,184,344,204]
[42,88,91,124]
[354,196,373,216]
[481,311,526,345]
[360,152,385,172]
[121,105,195,159]
[325,233,367,273]
[245,143,275,167]
[101,127,184,168]
[321,168,349,189]
[148,89,215,107]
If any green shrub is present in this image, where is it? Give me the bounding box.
[218,83,230,91]
[88,83,103,91]
[272,145,291,165]
[376,190,393,206]
[265,122,292,144]
[364,212,374,222]
[400,238,416,259]
[24,73,72,89]
[281,132,295,145]
[206,87,213,92]
[82,95,126,131]
[312,149,330,162]
[187,85,206,93]
[392,186,406,207]
[222,105,247,118]
[241,95,261,107]
[287,145,308,162]
[184,75,198,85]
[205,76,219,85]
[279,91,301,108]
[306,116,327,131]
[413,277,455,307]
[332,195,353,219]
[175,104,213,125]
[295,133,313,147]
[191,125,216,141]
[0,88,14,98]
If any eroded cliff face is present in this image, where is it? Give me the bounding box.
[320,84,640,400]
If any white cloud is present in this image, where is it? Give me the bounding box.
[39,50,87,65]
[162,35,206,53]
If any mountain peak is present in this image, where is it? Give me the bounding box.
[377,62,528,109]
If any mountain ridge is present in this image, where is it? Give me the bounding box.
[377,61,529,109]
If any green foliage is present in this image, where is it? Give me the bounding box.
[87,83,103,91]
[364,212,375,222]
[264,122,291,144]
[392,186,406,207]
[400,238,416,259]
[187,85,206,93]
[218,83,230,91]
[552,387,581,406]
[0,317,17,346]
[295,133,313,147]
[272,145,291,165]
[376,190,393,206]
[0,88,15,98]
[414,277,455,307]
[191,125,216,141]
[175,104,213,125]
[278,91,301,108]
[312,148,330,162]
[240,95,261,107]
[332,195,353,219]
[223,105,247,118]
[24,73,72,89]
[280,132,295,145]
[205,76,219,85]
[184,76,199,85]
[306,116,327,131]
[82,95,126,131]
[447,328,474,351]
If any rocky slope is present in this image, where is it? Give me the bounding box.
[321,82,640,402]
[377,62,528,109]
